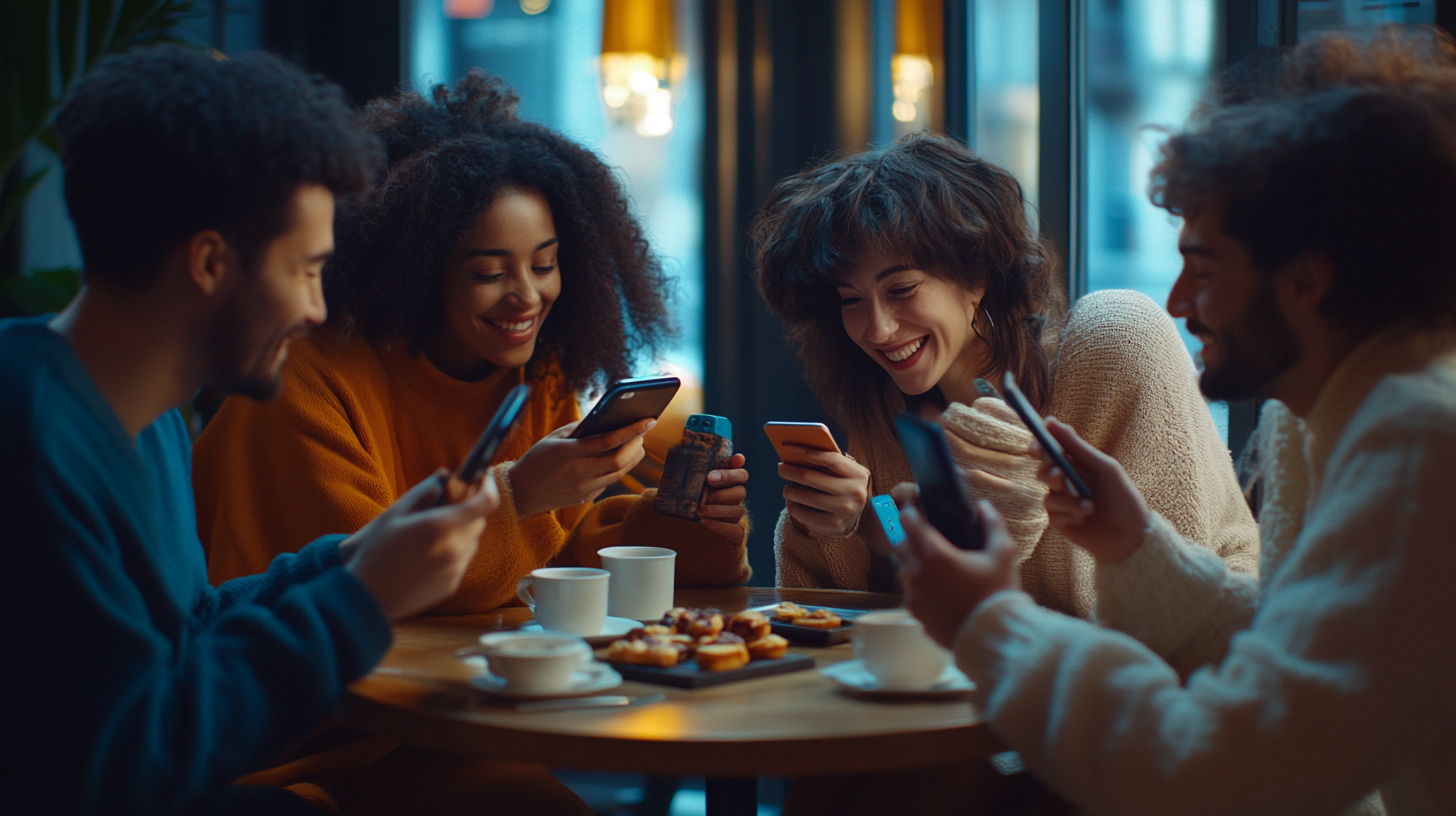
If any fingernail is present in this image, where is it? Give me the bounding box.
[708,471,721,483]
[646,419,658,430]
[1079,500,1093,512]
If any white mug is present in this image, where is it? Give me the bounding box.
[597,546,676,621]
[852,609,952,689]
[479,632,590,692]
[516,567,609,636]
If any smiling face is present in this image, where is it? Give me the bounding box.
[426,186,562,381]
[210,183,333,400]
[1168,204,1299,401]
[836,248,987,398]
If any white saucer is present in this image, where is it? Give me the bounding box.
[519,616,641,646]
[822,659,975,698]
[469,661,623,699]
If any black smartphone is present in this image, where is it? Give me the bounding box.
[892,412,985,551]
[569,376,681,439]
[437,383,532,505]
[1001,371,1092,500]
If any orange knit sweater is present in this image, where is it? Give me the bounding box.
[194,330,750,613]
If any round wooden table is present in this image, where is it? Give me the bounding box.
[343,587,1000,815]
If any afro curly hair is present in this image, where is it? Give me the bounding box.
[326,71,675,395]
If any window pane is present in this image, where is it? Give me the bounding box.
[973,0,1039,211]
[1084,0,1215,349]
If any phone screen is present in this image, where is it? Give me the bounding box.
[1000,372,1092,500]
[893,412,985,551]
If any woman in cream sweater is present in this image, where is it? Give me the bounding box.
[752,132,1258,621]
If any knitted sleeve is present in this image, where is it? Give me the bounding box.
[1053,289,1260,621]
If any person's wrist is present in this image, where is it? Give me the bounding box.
[506,463,543,518]
[1098,512,1152,565]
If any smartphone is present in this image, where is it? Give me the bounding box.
[438,383,531,505]
[893,412,985,551]
[569,376,681,439]
[869,495,905,547]
[764,421,841,468]
[1000,371,1092,500]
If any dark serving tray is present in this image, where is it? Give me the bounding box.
[607,654,816,689]
[762,607,865,646]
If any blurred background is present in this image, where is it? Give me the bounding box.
[1,1,1445,813]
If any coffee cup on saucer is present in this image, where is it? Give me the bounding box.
[478,632,591,693]
[597,546,676,621]
[516,567,609,636]
[852,609,952,689]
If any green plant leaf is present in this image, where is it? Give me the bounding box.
[1,266,82,315]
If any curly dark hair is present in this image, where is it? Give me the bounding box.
[751,132,1066,428]
[54,45,382,289]
[1151,29,1456,334]
[326,71,673,394]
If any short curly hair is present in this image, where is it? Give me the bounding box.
[1152,29,1456,333]
[751,132,1066,426]
[326,71,674,394]
[55,45,381,288]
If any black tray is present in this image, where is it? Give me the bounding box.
[762,606,864,646]
[608,654,815,689]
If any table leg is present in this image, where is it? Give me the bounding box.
[704,777,757,816]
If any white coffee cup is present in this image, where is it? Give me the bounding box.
[478,632,591,692]
[852,609,952,689]
[597,546,676,621]
[516,567,610,636]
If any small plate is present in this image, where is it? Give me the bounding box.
[822,659,975,699]
[520,616,642,646]
[469,661,623,699]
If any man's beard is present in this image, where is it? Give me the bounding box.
[206,279,306,402]
[1194,283,1300,402]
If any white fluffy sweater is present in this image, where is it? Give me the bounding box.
[775,289,1259,616]
[955,322,1456,815]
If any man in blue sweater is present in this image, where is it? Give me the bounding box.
[0,47,499,814]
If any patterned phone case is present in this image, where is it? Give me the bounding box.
[654,418,733,520]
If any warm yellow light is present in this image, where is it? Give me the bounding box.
[600,0,681,137]
[892,0,941,134]
[520,0,549,14]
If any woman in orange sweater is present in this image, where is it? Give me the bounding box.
[194,71,751,614]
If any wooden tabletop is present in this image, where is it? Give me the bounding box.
[342,587,1000,777]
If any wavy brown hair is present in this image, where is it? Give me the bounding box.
[751,132,1066,430]
[326,71,673,394]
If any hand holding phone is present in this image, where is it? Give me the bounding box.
[1000,372,1092,500]
[764,422,841,468]
[893,412,985,550]
[438,383,531,506]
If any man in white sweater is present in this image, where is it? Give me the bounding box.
[895,35,1456,816]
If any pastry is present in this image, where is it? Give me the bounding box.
[695,634,750,672]
[659,607,692,631]
[746,633,788,660]
[793,608,843,629]
[771,601,808,622]
[606,636,680,667]
[684,609,724,639]
[726,610,770,642]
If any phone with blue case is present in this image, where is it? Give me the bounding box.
[869,495,905,547]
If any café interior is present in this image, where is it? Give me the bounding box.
[4,1,1448,814]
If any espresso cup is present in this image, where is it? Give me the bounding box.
[852,609,952,689]
[597,546,676,621]
[516,567,610,636]
[479,632,591,692]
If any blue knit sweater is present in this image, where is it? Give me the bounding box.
[0,317,392,814]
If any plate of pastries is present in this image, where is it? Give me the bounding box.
[758,601,860,646]
[603,608,814,688]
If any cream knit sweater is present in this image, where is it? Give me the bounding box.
[775,289,1259,617]
[955,322,1456,816]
